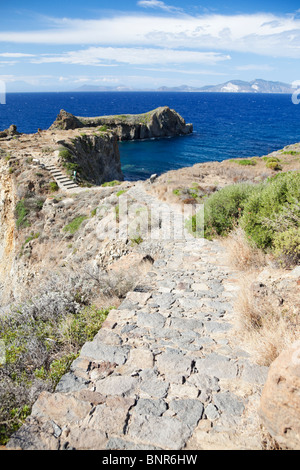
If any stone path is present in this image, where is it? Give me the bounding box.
[7,185,269,451]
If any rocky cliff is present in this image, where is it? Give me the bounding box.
[50,107,193,141]
[57,132,124,185]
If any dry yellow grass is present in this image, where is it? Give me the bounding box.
[221,227,268,271]
[233,272,299,366]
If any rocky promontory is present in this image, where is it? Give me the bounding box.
[49,106,193,141]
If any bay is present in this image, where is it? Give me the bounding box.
[0,91,299,180]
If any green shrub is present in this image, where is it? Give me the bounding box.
[15,200,30,229]
[202,183,257,239]
[273,227,300,266]
[241,171,300,250]
[237,159,257,166]
[49,181,59,192]
[266,161,282,171]
[58,148,72,160]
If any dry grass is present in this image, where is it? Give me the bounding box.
[233,272,299,366]
[221,227,268,271]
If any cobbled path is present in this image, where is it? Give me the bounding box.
[7,184,269,450]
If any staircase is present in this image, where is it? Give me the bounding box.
[44,163,79,191]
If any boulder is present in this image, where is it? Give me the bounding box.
[259,341,300,449]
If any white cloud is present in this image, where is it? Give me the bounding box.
[32,47,230,67]
[0,12,299,59]
[235,64,274,71]
[0,52,35,57]
[137,0,183,12]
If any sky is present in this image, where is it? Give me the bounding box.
[1,0,300,92]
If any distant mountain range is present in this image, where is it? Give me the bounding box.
[74,79,294,94]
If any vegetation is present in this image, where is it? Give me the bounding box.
[63,215,87,234]
[15,199,30,229]
[188,171,300,266]
[0,273,112,444]
[101,180,121,187]
[49,181,59,192]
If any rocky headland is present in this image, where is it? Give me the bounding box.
[0,110,299,450]
[50,106,193,141]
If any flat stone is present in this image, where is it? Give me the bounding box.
[106,437,160,450]
[30,392,92,428]
[80,341,130,365]
[195,354,238,379]
[60,426,107,450]
[151,293,176,309]
[156,350,193,382]
[55,373,89,393]
[170,317,203,331]
[86,396,135,435]
[168,383,199,399]
[204,403,220,421]
[140,378,170,399]
[204,321,232,334]
[126,291,152,305]
[187,373,220,392]
[239,360,269,385]
[134,398,168,417]
[128,415,192,450]
[137,311,166,329]
[126,348,154,370]
[213,392,245,417]
[96,375,138,397]
[169,399,204,428]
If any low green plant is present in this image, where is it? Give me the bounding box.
[58,148,72,160]
[116,190,127,197]
[237,159,257,166]
[102,180,121,187]
[49,181,59,192]
[15,199,30,229]
[266,161,282,171]
[63,216,87,234]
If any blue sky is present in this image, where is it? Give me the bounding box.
[1,0,300,91]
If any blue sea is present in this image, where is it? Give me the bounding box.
[0,91,299,181]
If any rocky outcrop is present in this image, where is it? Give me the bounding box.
[58,132,124,185]
[0,125,20,140]
[50,107,193,141]
[259,341,300,449]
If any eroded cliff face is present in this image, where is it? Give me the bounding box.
[50,106,193,141]
[58,132,124,185]
[0,164,17,306]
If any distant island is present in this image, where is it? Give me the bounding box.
[74,79,294,94]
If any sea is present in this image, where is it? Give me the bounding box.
[0,91,299,181]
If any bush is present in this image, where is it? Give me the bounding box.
[273,227,300,266]
[241,171,300,251]
[201,183,256,239]
[266,161,282,171]
[49,181,59,192]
